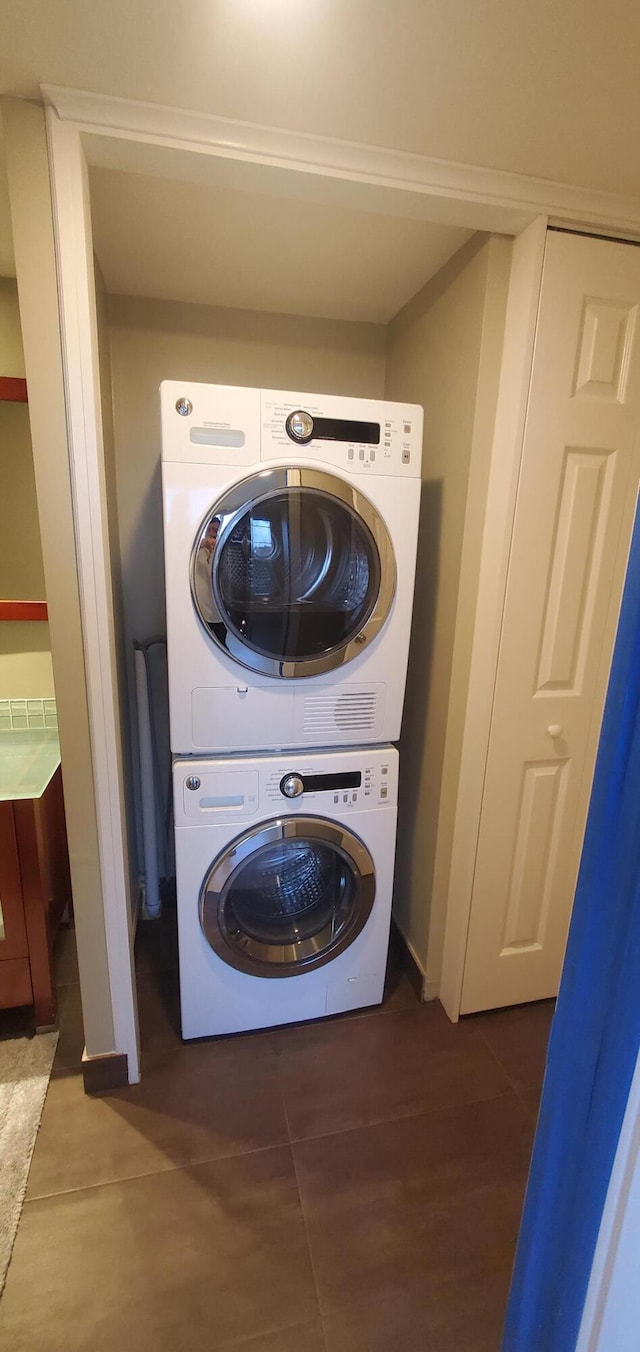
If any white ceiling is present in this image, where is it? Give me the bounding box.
[89,164,472,323]
[1,0,640,199]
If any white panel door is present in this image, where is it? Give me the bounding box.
[461,231,640,1014]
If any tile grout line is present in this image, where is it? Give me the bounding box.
[288,1152,330,1352]
[276,1052,329,1351]
[512,1081,543,1123]
[473,1015,551,1112]
[24,1138,298,1207]
[285,1083,520,1150]
[473,1022,529,1100]
[215,1318,326,1351]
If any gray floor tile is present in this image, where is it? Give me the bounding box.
[28,1031,288,1198]
[3,1148,318,1351]
[276,1003,511,1140]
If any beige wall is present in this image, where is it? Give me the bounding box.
[3,97,115,1057]
[0,400,46,597]
[0,290,54,697]
[0,626,54,697]
[386,234,511,982]
[0,275,25,378]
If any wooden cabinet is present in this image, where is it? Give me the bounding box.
[0,766,71,1027]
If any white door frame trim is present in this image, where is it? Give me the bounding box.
[46,108,140,1082]
[42,84,640,241]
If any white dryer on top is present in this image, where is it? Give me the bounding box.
[161,381,423,755]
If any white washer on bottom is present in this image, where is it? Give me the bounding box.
[173,745,399,1038]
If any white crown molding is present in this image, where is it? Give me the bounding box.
[41,84,640,239]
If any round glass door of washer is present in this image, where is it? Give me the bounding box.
[191,467,396,678]
[200,817,376,976]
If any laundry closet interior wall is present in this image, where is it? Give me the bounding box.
[386,235,512,987]
[85,154,513,994]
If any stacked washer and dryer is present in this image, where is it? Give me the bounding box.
[161,382,422,1038]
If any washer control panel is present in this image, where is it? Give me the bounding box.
[173,748,399,825]
[267,758,396,809]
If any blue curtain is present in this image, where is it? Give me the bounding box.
[502,496,640,1352]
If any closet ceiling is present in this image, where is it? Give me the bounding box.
[2,0,640,198]
[89,166,472,323]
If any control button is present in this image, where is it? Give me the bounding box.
[352,792,358,802]
[280,773,304,799]
[402,449,411,463]
[359,448,365,460]
[285,410,314,444]
[348,447,354,460]
[404,423,411,434]
[382,766,388,774]
[380,786,388,799]
[186,775,201,791]
[334,793,339,804]
[343,793,348,803]
[370,449,375,462]
[175,397,193,417]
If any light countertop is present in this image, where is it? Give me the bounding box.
[0,728,61,801]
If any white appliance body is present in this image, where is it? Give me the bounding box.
[161,382,422,754]
[174,745,399,1038]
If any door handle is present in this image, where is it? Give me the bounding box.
[547,724,563,739]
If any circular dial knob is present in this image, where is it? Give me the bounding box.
[280,773,305,799]
[285,410,314,444]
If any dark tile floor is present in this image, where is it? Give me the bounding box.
[0,918,554,1351]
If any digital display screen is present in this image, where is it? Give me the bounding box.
[303,772,362,792]
[313,417,380,446]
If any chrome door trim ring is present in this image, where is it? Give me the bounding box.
[190,466,396,678]
[199,814,376,977]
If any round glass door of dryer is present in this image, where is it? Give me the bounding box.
[200,816,376,976]
[190,466,396,678]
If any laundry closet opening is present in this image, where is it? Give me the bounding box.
[82,133,515,1048]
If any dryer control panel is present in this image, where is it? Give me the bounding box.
[261,389,422,478]
[160,380,422,478]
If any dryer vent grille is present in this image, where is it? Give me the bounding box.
[302,689,380,738]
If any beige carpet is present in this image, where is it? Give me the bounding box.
[0,1032,57,1295]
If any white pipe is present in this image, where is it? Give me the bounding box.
[134,647,160,918]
